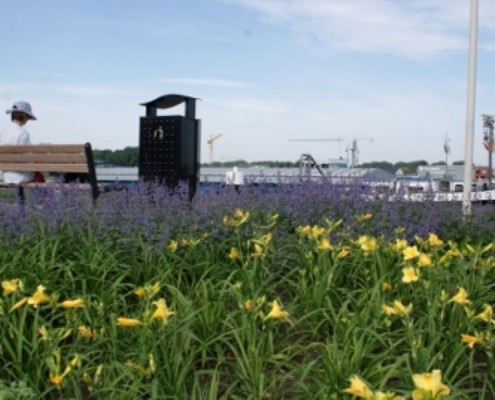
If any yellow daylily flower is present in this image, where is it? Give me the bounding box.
[382,300,412,317]
[59,298,85,308]
[461,333,481,349]
[223,209,250,227]
[50,374,64,386]
[2,279,22,296]
[310,225,326,239]
[317,238,332,251]
[134,282,160,298]
[251,242,265,258]
[78,325,99,340]
[27,285,51,307]
[116,317,143,327]
[265,300,289,320]
[403,245,420,261]
[150,298,174,324]
[358,235,378,254]
[412,369,450,399]
[449,287,471,305]
[342,375,374,399]
[181,238,200,248]
[417,253,433,268]
[234,208,249,222]
[134,287,147,297]
[381,304,397,317]
[475,304,493,322]
[402,267,419,283]
[427,233,444,247]
[381,282,393,292]
[336,247,351,259]
[228,247,240,260]
[296,225,311,236]
[167,240,178,253]
[374,392,405,400]
[394,239,408,251]
[393,300,412,316]
[446,248,461,258]
[243,299,254,312]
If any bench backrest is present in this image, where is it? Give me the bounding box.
[0,143,99,200]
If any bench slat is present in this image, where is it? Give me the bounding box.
[0,163,88,173]
[0,154,87,163]
[0,145,86,154]
[0,143,103,203]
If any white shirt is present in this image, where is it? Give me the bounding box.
[0,121,34,183]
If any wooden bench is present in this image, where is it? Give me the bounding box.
[0,143,101,202]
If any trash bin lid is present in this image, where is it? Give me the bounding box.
[140,94,198,110]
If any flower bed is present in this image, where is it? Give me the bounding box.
[0,181,494,398]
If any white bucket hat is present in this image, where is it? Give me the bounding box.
[6,101,37,120]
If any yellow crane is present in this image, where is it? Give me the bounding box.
[207,133,223,165]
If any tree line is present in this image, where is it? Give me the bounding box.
[93,147,464,175]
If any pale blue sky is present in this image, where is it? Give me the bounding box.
[1,0,495,165]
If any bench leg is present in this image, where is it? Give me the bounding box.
[16,186,26,217]
[16,186,25,203]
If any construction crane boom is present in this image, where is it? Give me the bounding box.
[207,133,223,165]
[288,138,345,142]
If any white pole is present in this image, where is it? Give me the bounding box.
[462,0,479,217]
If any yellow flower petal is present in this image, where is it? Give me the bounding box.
[403,246,420,261]
[150,298,174,324]
[394,239,408,251]
[265,300,289,320]
[418,253,432,268]
[50,375,64,386]
[27,285,51,307]
[402,267,419,283]
[412,369,450,397]
[475,304,493,322]
[427,233,444,247]
[9,297,28,312]
[449,287,471,305]
[116,317,143,327]
[59,298,85,308]
[342,375,374,399]
[78,325,98,340]
[2,279,22,296]
[317,238,332,251]
[461,333,480,349]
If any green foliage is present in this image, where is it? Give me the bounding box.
[93,146,138,167]
[0,381,36,399]
[93,146,468,172]
[1,203,494,398]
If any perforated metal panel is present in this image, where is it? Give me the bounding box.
[139,116,181,185]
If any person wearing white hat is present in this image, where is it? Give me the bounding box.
[0,101,44,183]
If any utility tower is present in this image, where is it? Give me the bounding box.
[346,138,373,168]
[207,133,223,166]
[482,114,494,185]
[443,133,451,179]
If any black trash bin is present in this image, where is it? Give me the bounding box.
[138,94,201,198]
